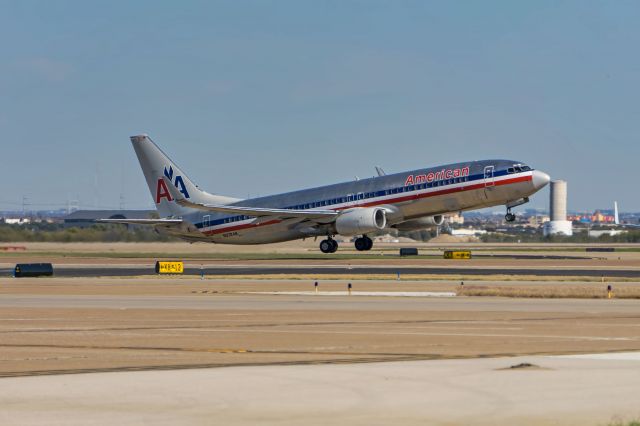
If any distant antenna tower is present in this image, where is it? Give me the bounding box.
[119,164,126,211]
[94,163,100,209]
[22,196,29,218]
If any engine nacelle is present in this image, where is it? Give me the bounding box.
[335,208,387,236]
[393,215,444,231]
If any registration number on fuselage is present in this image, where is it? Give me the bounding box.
[222,231,239,238]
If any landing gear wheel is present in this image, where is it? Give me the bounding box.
[364,236,373,250]
[355,236,374,251]
[320,239,332,253]
[505,213,516,222]
[320,238,339,254]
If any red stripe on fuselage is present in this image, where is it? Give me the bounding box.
[203,174,532,236]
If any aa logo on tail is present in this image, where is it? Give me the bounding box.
[155,166,190,203]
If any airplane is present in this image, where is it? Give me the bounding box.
[99,134,551,253]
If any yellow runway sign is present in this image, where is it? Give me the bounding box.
[155,261,184,274]
[444,250,472,260]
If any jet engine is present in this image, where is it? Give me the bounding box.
[335,208,387,236]
[393,215,445,231]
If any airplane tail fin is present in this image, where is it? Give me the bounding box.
[130,134,240,218]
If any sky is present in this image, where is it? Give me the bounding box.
[1,0,638,213]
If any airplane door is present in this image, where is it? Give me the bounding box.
[483,165,495,199]
[203,214,211,231]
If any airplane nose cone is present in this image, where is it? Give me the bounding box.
[532,170,551,190]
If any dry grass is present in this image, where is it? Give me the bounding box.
[134,273,640,283]
[606,420,640,426]
[457,284,640,299]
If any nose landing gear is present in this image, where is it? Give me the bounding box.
[320,237,338,253]
[505,210,516,222]
[504,197,529,223]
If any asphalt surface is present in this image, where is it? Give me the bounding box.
[2,265,639,278]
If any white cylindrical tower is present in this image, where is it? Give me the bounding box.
[549,180,567,221]
[544,180,573,236]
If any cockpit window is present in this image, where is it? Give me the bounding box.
[511,163,532,173]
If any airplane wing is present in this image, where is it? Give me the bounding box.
[96,218,183,225]
[175,198,338,220]
[164,176,338,221]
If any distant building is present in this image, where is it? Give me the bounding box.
[447,213,465,225]
[64,210,155,228]
[568,211,615,224]
[450,228,487,236]
[588,229,627,238]
[528,215,549,227]
[2,218,32,225]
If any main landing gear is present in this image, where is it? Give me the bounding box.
[354,235,373,251]
[319,237,338,254]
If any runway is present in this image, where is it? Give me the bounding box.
[2,285,640,379]
[3,276,640,425]
[2,242,640,424]
[2,265,639,278]
[3,354,640,425]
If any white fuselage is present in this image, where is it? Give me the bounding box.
[170,161,548,244]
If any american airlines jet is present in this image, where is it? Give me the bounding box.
[100,135,550,253]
